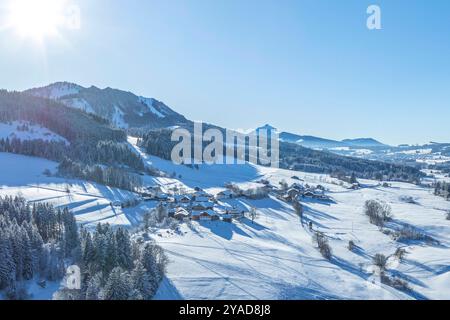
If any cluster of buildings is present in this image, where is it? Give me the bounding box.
[276,182,331,203]
[138,179,332,224]
[140,186,247,223]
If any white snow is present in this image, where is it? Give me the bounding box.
[0,152,151,229]
[1,137,449,300]
[353,149,373,155]
[331,147,350,151]
[0,121,69,144]
[49,83,81,99]
[401,149,433,155]
[139,97,166,118]
[112,106,129,129]
[62,98,96,114]
[127,137,450,300]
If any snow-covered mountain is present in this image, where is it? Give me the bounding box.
[342,138,387,148]
[279,129,388,150]
[24,82,190,129]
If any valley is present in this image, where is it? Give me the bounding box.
[1,137,449,300]
[0,83,449,300]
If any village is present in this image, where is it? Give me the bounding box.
[131,177,334,224]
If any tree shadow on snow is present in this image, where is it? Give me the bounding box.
[199,220,252,240]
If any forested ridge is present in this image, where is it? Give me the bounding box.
[0,91,145,190]
[138,129,425,183]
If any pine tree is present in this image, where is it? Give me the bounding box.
[62,207,79,257]
[0,230,16,290]
[130,261,152,299]
[85,273,102,300]
[115,228,133,270]
[101,267,132,300]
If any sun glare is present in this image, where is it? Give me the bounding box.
[7,0,66,41]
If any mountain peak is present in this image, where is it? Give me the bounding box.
[342,138,387,147]
[23,82,189,130]
[256,124,277,131]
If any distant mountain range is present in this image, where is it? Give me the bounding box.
[0,82,429,183]
[255,124,388,150]
[23,83,437,152]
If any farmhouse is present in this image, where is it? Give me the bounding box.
[191,210,219,221]
[302,190,331,201]
[291,183,305,191]
[226,207,247,219]
[167,207,177,218]
[174,208,191,221]
[216,190,234,200]
[192,201,214,211]
[174,195,192,204]
[145,185,163,196]
[287,188,300,200]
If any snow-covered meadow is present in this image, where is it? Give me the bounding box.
[0,137,449,300]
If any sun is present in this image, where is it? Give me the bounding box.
[6,0,66,41]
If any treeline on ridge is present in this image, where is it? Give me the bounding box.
[138,129,424,183]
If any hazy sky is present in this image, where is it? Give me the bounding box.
[0,0,449,145]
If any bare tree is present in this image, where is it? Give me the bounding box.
[364,200,392,227]
[250,207,258,224]
[348,240,356,251]
[292,199,304,221]
[313,232,332,260]
[373,253,388,271]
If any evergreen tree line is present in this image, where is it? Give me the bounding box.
[0,136,145,171]
[280,142,424,183]
[431,162,450,174]
[0,91,125,143]
[0,91,146,176]
[138,129,424,183]
[0,196,78,299]
[56,223,168,300]
[0,196,168,300]
[58,158,143,192]
[434,181,450,200]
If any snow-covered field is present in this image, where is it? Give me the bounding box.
[0,121,68,144]
[1,139,449,300]
[0,152,155,229]
[150,174,450,300]
[128,138,450,300]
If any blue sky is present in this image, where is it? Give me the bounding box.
[0,0,449,145]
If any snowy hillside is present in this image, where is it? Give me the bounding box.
[24,82,189,129]
[133,138,449,300]
[0,121,69,144]
[0,152,153,229]
[0,138,449,300]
